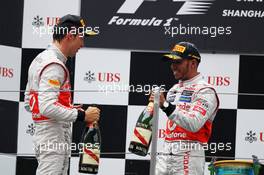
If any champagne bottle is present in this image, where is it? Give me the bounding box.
[129,102,154,156]
[79,122,101,174]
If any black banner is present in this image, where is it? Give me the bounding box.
[81,0,264,54]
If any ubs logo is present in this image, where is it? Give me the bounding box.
[98,72,120,82]
[84,71,121,83]
[0,66,13,78]
[26,123,35,136]
[46,17,60,26]
[206,76,230,86]
[84,71,96,83]
[32,15,60,27]
[245,130,264,143]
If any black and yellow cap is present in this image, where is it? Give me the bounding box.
[55,14,97,36]
[163,42,201,63]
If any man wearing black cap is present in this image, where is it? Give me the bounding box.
[150,42,219,174]
[24,14,100,174]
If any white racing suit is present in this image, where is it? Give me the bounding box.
[24,44,81,175]
[156,74,219,175]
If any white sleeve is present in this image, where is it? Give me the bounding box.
[38,64,78,122]
[168,88,219,132]
[24,82,31,112]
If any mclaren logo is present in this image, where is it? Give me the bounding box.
[117,0,214,15]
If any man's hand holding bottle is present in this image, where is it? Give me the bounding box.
[149,91,166,107]
[85,106,100,123]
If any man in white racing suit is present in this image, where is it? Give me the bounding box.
[24,14,100,175]
[150,42,219,175]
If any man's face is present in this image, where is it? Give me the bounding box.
[67,33,84,57]
[170,59,191,80]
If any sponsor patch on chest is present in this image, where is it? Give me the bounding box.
[179,90,194,102]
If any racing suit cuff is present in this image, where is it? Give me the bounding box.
[24,104,31,113]
[161,102,175,116]
[76,110,85,121]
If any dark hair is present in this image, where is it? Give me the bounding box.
[53,24,68,42]
[53,23,78,42]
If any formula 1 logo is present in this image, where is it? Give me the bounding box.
[117,0,214,15]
